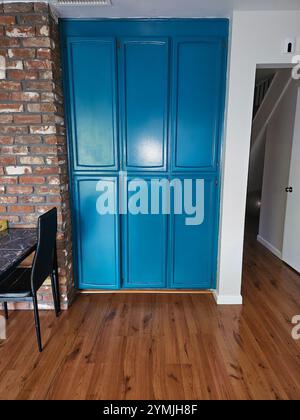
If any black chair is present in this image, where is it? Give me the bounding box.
[0,208,60,352]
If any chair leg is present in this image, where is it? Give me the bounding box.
[32,295,42,352]
[52,246,61,315]
[3,302,8,320]
[50,273,60,317]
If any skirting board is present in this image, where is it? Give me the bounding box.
[257,235,282,259]
[213,291,243,305]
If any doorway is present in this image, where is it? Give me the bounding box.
[246,66,300,272]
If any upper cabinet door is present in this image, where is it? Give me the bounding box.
[120,38,169,171]
[172,38,225,172]
[67,38,118,171]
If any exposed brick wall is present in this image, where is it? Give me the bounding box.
[0,2,74,309]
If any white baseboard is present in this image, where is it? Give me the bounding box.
[257,235,282,259]
[213,291,243,305]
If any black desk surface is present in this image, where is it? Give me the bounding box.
[0,229,37,283]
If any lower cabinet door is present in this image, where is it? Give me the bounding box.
[170,175,217,289]
[122,177,168,288]
[74,176,120,289]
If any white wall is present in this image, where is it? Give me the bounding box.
[258,80,299,258]
[216,11,300,304]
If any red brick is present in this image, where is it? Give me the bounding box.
[0,206,6,212]
[47,195,61,203]
[5,166,32,175]
[7,186,33,195]
[0,38,20,48]
[19,195,45,204]
[24,80,53,91]
[0,126,28,134]
[8,48,35,59]
[7,69,38,80]
[0,136,13,145]
[19,175,45,184]
[24,59,52,70]
[0,103,23,113]
[33,166,58,175]
[0,93,11,101]
[22,38,51,48]
[11,91,40,101]
[40,92,54,102]
[0,176,17,185]
[1,145,28,155]
[37,205,57,213]
[36,48,51,59]
[18,15,48,25]
[36,186,60,194]
[15,135,41,144]
[30,145,57,154]
[10,205,34,213]
[39,70,53,80]
[0,196,17,204]
[42,114,56,124]
[14,114,41,124]
[0,81,21,91]
[45,156,59,165]
[0,115,13,123]
[0,156,16,165]
[6,59,23,70]
[48,176,59,185]
[19,156,44,165]
[0,16,16,25]
[6,26,36,38]
[30,125,56,135]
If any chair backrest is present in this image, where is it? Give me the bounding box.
[31,208,57,293]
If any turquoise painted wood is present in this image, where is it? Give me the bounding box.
[73,176,120,289]
[122,177,168,288]
[67,38,118,171]
[172,38,224,171]
[61,19,228,290]
[120,38,169,171]
[170,176,217,288]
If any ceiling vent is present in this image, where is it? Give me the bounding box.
[55,0,112,5]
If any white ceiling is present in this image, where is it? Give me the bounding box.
[47,0,300,18]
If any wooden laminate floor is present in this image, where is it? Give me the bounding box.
[0,219,300,400]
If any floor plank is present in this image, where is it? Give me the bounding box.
[0,220,300,400]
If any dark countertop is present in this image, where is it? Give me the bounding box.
[0,228,37,283]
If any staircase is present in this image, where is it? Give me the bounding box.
[253,76,274,117]
[247,69,292,215]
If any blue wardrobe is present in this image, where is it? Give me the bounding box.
[61,19,228,290]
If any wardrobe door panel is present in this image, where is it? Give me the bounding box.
[122,177,168,288]
[74,176,120,289]
[120,38,169,171]
[170,176,217,288]
[67,38,118,171]
[172,38,224,171]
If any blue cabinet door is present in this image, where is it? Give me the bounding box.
[120,38,169,171]
[74,176,120,289]
[67,38,118,171]
[171,38,225,172]
[122,177,168,288]
[170,176,217,288]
